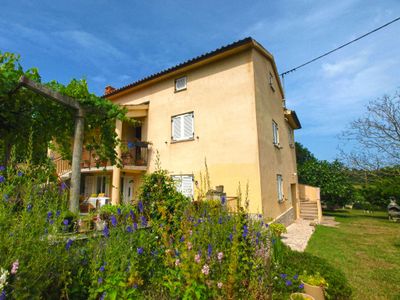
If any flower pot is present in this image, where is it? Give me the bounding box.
[290,292,315,300]
[302,281,325,300]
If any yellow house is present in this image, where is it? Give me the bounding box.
[55,37,302,224]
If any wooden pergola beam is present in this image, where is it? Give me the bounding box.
[15,76,84,213]
[19,76,80,110]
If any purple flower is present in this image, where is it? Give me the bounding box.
[103,225,110,238]
[47,211,53,221]
[207,244,212,257]
[218,217,223,224]
[129,209,135,220]
[137,247,144,255]
[285,280,292,286]
[99,265,105,272]
[140,215,147,227]
[56,210,61,217]
[110,215,117,227]
[98,277,103,284]
[0,290,6,300]
[100,292,106,300]
[49,219,54,225]
[17,171,23,177]
[0,166,5,171]
[27,203,32,212]
[229,233,233,242]
[126,226,133,233]
[242,225,248,238]
[60,182,67,190]
[280,273,287,279]
[117,207,121,215]
[133,222,138,230]
[180,236,185,242]
[265,223,269,228]
[221,195,226,205]
[65,239,73,250]
[63,219,69,225]
[138,200,144,213]
[293,274,298,280]
[299,283,304,289]
[0,176,5,183]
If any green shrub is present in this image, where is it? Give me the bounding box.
[269,223,287,237]
[273,242,352,299]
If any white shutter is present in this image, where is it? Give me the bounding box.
[175,77,187,91]
[172,176,182,193]
[181,175,193,198]
[183,113,194,139]
[85,176,95,197]
[105,176,111,196]
[172,116,182,141]
[277,175,283,201]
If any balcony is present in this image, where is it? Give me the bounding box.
[80,141,149,169]
[54,141,149,177]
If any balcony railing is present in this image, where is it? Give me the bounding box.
[120,141,149,167]
[54,141,149,176]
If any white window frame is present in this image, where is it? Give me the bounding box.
[171,112,194,142]
[277,174,284,202]
[172,174,194,198]
[272,120,279,146]
[175,76,187,92]
[268,72,275,92]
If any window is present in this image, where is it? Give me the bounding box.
[272,120,279,146]
[171,112,194,142]
[268,72,275,92]
[175,76,187,92]
[277,174,283,202]
[288,127,294,148]
[172,175,194,198]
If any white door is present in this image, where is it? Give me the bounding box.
[121,176,134,204]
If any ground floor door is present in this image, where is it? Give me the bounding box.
[121,176,134,204]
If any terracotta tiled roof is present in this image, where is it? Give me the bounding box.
[103,37,255,97]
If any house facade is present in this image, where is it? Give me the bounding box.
[56,37,301,223]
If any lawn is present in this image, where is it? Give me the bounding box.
[306,209,400,299]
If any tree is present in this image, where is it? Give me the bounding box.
[340,90,400,170]
[295,142,317,166]
[0,52,130,168]
[298,159,354,208]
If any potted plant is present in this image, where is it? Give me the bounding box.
[299,272,328,300]
[290,293,315,300]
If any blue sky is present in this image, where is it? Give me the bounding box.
[1,0,400,161]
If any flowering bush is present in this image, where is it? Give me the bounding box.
[0,160,324,299]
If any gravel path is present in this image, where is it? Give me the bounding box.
[281,219,315,252]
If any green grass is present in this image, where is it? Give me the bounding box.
[305,209,400,299]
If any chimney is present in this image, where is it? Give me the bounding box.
[104,85,116,95]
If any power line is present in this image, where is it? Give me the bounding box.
[280,16,400,77]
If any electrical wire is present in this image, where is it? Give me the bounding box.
[280,16,400,77]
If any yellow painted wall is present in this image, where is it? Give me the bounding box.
[112,51,263,213]
[251,49,298,219]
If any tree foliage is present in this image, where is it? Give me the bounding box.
[295,142,317,166]
[0,52,130,167]
[296,143,354,208]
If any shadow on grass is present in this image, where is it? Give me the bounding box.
[323,209,389,221]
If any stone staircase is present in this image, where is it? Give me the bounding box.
[300,200,319,221]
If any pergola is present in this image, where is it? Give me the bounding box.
[13,76,85,213]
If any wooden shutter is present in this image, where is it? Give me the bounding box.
[181,175,193,197]
[183,113,194,139]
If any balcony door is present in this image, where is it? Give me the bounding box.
[121,176,134,204]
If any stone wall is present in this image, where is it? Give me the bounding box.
[275,207,295,227]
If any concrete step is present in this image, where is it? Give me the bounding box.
[300,202,318,206]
